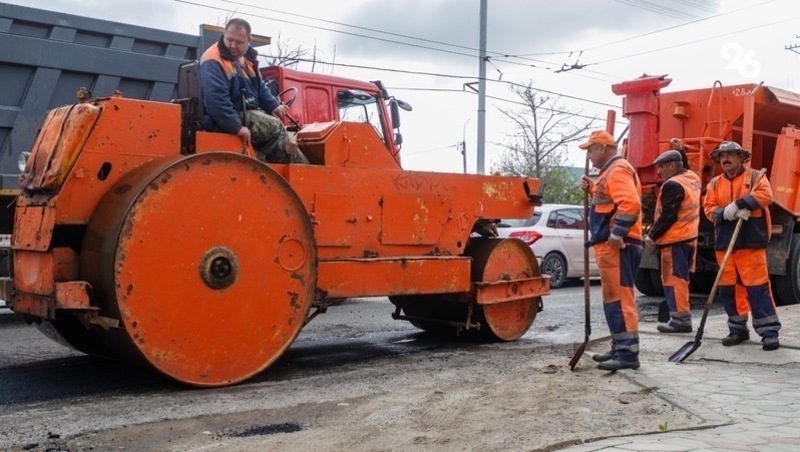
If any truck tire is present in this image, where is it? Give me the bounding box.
[773,233,800,306]
[634,268,664,296]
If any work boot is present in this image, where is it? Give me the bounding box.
[762,336,780,351]
[721,334,749,346]
[657,323,692,333]
[592,351,614,363]
[597,359,640,371]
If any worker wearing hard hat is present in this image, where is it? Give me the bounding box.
[645,149,702,333]
[703,141,781,350]
[579,130,643,370]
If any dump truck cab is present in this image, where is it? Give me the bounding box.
[263,66,408,160]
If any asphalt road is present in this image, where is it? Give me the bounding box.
[0,283,720,407]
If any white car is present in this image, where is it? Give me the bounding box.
[497,204,599,288]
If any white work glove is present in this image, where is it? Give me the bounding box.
[735,208,751,220]
[723,202,739,221]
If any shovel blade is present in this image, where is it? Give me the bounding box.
[669,340,700,363]
[569,341,588,370]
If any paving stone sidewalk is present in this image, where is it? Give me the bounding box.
[564,305,800,451]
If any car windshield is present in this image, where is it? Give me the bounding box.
[498,212,541,228]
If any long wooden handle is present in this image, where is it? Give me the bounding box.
[583,155,591,338]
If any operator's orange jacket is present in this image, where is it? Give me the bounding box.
[589,156,643,244]
[652,169,702,246]
[703,167,772,250]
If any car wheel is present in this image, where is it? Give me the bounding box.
[542,252,567,289]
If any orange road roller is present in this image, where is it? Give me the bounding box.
[3,84,549,386]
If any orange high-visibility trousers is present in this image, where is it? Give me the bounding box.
[660,242,694,328]
[595,241,642,362]
[715,248,781,339]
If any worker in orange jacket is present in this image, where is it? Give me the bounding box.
[645,149,701,333]
[580,130,643,370]
[703,141,781,350]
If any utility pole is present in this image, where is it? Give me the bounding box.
[477,0,487,174]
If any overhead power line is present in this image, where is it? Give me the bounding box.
[613,0,700,21]
[180,0,632,83]
[512,0,777,57]
[388,86,613,124]
[588,13,800,65]
[284,56,621,109]
[177,0,557,70]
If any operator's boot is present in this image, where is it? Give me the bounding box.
[721,333,749,346]
[597,358,640,371]
[657,322,692,333]
[592,351,614,363]
[762,336,780,351]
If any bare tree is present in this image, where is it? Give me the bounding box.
[262,33,308,68]
[495,82,595,204]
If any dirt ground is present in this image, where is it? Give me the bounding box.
[21,342,707,452]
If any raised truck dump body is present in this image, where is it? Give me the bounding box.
[1,3,549,386]
[613,75,800,305]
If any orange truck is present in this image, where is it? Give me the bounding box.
[1,37,550,386]
[612,75,800,305]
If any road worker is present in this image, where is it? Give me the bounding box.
[200,18,307,163]
[645,149,701,333]
[580,130,643,370]
[703,141,781,350]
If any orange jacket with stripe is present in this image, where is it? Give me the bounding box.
[589,155,643,245]
[199,38,280,134]
[703,167,772,250]
[652,169,702,246]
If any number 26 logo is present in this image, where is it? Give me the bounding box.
[720,42,762,78]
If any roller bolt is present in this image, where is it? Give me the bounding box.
[210,257,232,280]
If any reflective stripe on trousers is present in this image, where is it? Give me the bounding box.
[595,241,642,362]
[716,248,781,339]
[660,243,694,328]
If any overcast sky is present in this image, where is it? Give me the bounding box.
[6,0,800,173]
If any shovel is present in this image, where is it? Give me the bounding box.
[669,217,743,363]
[569,155,592,370]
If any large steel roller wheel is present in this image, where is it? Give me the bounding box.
[467,238,541,341]
[80,153,317,386]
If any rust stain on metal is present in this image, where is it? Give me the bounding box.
[288,291,299,309]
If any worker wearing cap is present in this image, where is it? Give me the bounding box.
[580,130,643,371]
[703,141,781,350]
[645,150,701,333]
